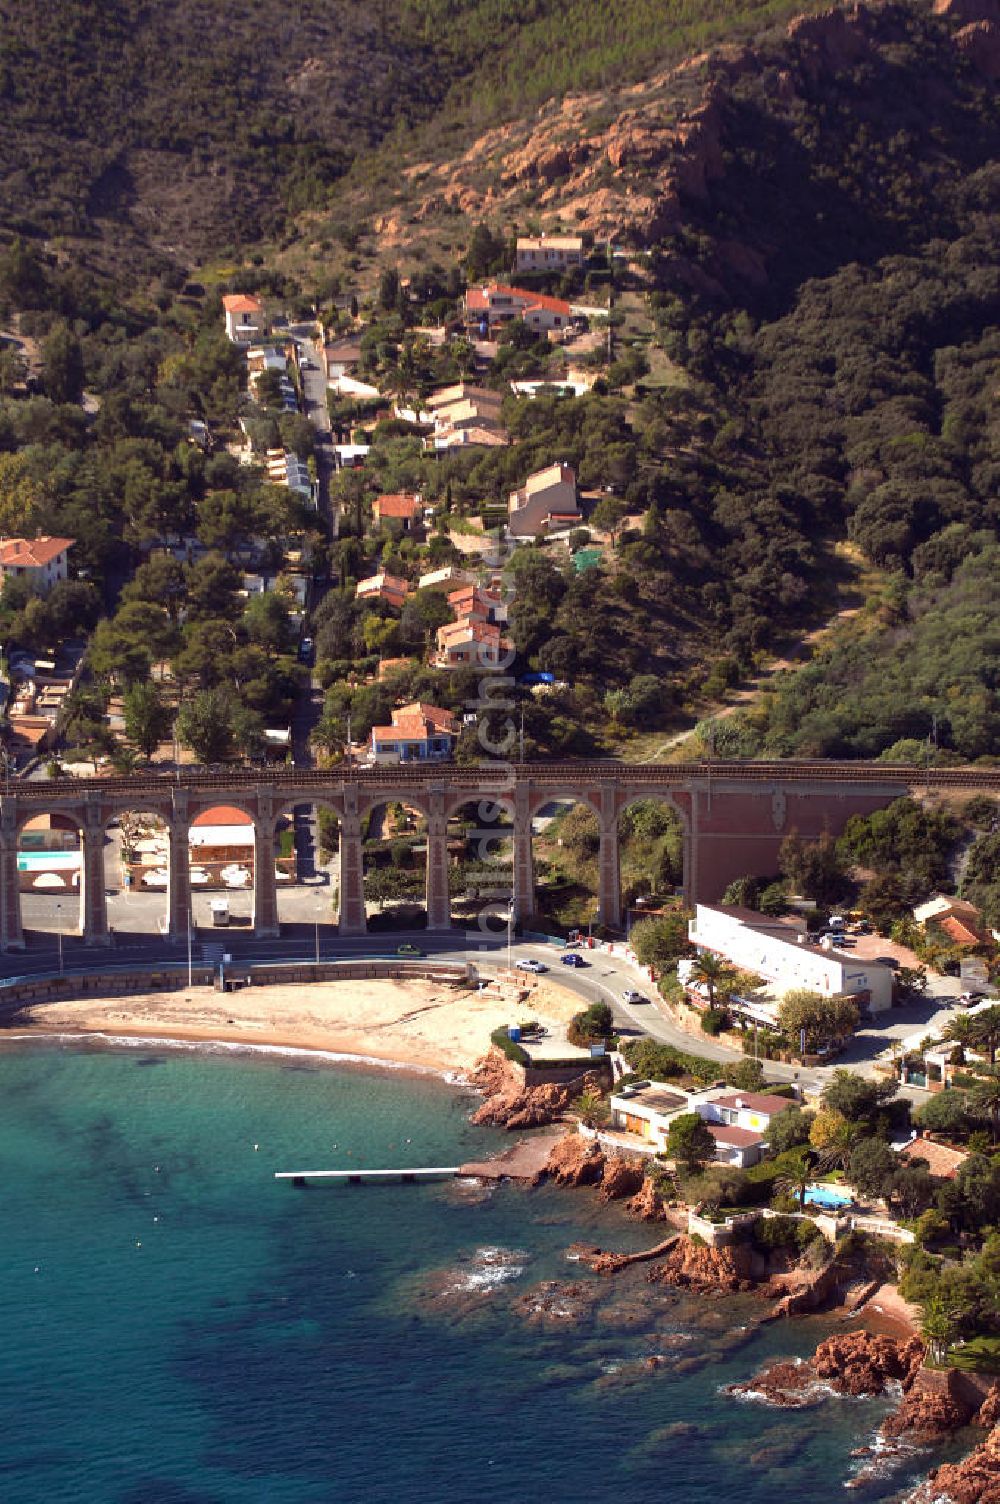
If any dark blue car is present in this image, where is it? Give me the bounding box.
[561,952,586,967]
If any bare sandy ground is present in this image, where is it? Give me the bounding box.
[860,1281,920,1338]
[6,977,584,1075]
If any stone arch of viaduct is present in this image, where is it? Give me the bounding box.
[0,761,985,951]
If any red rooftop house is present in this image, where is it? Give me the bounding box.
[368,703,458,764]
[222,294,267,345]
[0,536,74,595]
[372,493,424,533]
[465,284,573,336]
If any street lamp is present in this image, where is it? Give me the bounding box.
[507,900,514,971]
[54,901,64,974]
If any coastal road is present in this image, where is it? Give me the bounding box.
[2,924,962,1102]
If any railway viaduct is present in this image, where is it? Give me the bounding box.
[1,760,995,952]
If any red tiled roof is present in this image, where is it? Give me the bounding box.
[191,806,254,827]
[374,493,422,519]
[222,294,263,313]
[395,702,456,732]
[465,284,571,317]
[713,1092,795,1116]
[0,536,74,568]
[938,916,983,948]
[707,1124,763,1149]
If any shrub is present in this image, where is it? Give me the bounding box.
[490,1026,528,1066]
[701,1007,728,1036]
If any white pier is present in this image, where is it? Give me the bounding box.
[275,1167,461,1184]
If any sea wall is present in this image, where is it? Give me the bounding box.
[0,960,476,1011]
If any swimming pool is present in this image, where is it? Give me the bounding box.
[17,851,81,871]
[804,1182,854,1210]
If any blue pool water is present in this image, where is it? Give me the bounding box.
[0,1040,928,1503]
[804,1182,854,1209]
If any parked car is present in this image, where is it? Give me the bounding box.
[298,636,314,663]
[622,989,650,1004]
[561,953,587,968]
[515,958,547,974]
[396,942,422,956]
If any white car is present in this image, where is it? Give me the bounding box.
[515,958,547,974]
[622,988,650,1005]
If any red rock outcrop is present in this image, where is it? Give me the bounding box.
[627,1175,669,1222]
[735,1331,925,1408]
[883,1383,974,1444]
[976,1383,1000,1430]
[542,1132,605,1187]
[910,1423,1000,1503]
[786,4,878,76]
[598,1155,646,1202]
[467,1049,603,1131]
[812,1331,925,1397]
[647,1233,756,1293]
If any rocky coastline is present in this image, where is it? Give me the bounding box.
[465,1057,1000,1498]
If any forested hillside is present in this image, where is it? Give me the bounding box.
[0,0,998,766]
[0,0,816,278]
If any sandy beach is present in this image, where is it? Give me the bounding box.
[3,976,585,1075]
[859,1281,920,1338]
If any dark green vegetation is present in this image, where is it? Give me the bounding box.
[0,0,998,772]
[0,0,816,277]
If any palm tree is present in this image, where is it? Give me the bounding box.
[920,1293,957,1366]
[943,1012,979,1064]
[815,1115,860,1176]
[775,1150,814,1211]
[971,1067,1000,1145]
[689,951,736,1009]
[973,1006,1000,1067]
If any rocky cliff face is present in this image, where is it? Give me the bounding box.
[907,1422,1000,1503]
[647,1234,756,1293]
[467,1049,604,1131]
[734,1331,925,1406]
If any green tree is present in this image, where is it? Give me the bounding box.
[822,1068,897,1123]
[920,1293,958,1365]
[122,682,172,759]
[667,1112,717,1175]
[42,322,85,404]
[630,913,693,972]
[764,1106,815,1155]
[970,1067,1000,1145]
[972,1007,1000,1067]
[777,991,860,1052]
[176,688,236,763]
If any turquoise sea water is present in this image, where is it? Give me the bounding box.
[0,1042,934,1503]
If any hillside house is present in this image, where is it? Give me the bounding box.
[913,895,990,948]
[417,566,474,594]
[435,618,512,669]
[223,294,266,345]
[0,536,74,594]
[507,463,581,537]
[465,284,573,335]
[367,703,458,764]
[609,1082,796,1168]
[355,573,412,611]
[447,584,507,625]
[688,904,894,1015]
[515,234,584,273]
[265,450,316,506]
[372,494,424,532]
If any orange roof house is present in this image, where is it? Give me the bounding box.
[222,293,266,343]
[372,494,424,530]
[0,536,74,594]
